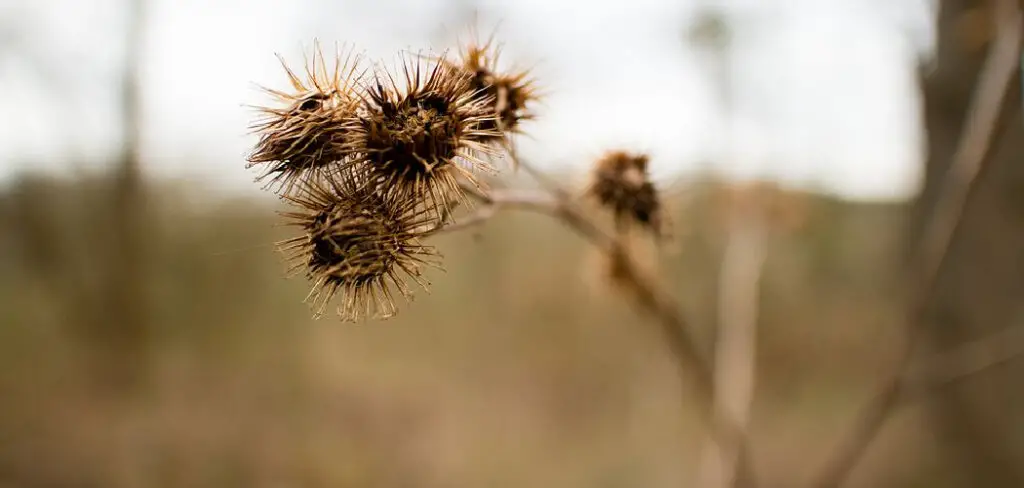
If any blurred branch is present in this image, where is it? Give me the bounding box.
[904,323,1024,396]
[98,0,149,392]
[804,319,1024,487]
[698,193,769,488]
[807,1,1024,486]
[440,158,760,488]
[688,10,764,487]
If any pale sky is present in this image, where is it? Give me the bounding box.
[0,0,936,201]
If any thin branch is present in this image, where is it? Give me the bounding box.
[903,323,1024,397]
[698,194,770,488]
[424,189,555,235]
[440,163,760,488]
[450,184,715,383]
[807,1,1024,487]
[426,205,495,234]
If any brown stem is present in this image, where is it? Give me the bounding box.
[698,196,770,488]
[443,166,760,488]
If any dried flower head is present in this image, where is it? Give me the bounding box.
[247,43,364,193]
[348,56,500,217]
[587,150,663,237]
[278,173,440,321]
[447,34,538,150]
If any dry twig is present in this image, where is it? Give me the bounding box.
[698,194,770,488]
[438,157,761,488]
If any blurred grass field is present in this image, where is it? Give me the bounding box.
[0,170,958,488]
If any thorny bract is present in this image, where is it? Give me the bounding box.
[346,56,501,219]
[247,42,365,194]
[278,173,440,321]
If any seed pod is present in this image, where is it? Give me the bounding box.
[346,56,500,219]
[587,151,664,238]
[277,172,440,321]
[247,42,364,194]
[446,35,539,154]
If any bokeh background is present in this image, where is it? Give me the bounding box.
[1,0,1022,486]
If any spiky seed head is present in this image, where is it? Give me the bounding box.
[278,173,441,321]
[347,55,500,218]
[448,35,539,149]
[587,150,664,237]
[247,42,365,194]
